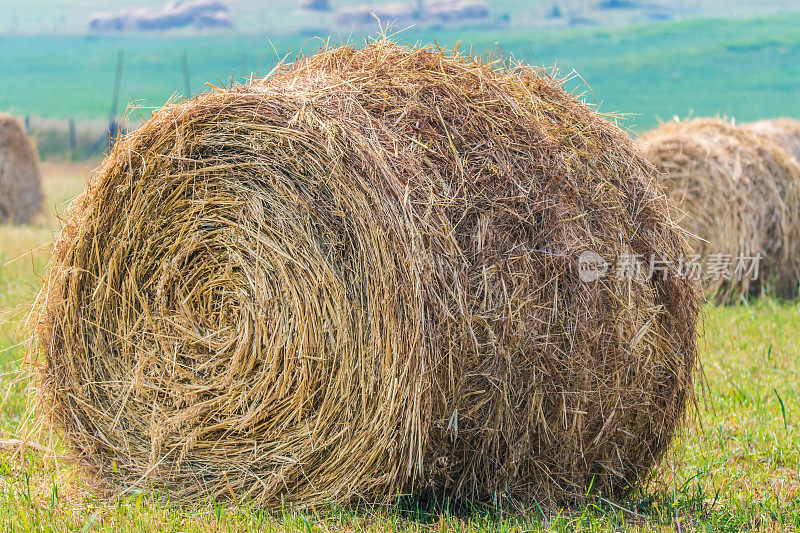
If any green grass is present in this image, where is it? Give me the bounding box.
[3,11,800,133]
[2,0,794,36]
[1,164,799,530]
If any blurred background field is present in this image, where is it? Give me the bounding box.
[4,0,799,35]
[2,1,800,159]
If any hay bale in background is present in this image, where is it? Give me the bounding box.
[336,0,489,27]
[89,0,233,32]
[745,117,800,165]
[639,118,800,303]
[31,42,698,507]
[298,0,330,12]
[0,114,44,225]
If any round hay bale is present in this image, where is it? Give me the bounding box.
[639,118,800,303]
[31,42,698,507]
[745,117,800,165]
[0,114,43,225]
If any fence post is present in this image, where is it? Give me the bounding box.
[68,117,77,160]
[181,51,191,97]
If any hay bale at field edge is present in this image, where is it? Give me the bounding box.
[639,118,800,303]
[745,117,800,165]
[0,114,44,225]
[30,41,699,508]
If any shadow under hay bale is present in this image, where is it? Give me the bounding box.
[639,118,800,304]
[0,114,44,225]
[745,117,800,165]
[30,41,698,508]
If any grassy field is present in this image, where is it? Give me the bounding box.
[0,163,799,531]
[3,10,800,137]
[3,0,797,35]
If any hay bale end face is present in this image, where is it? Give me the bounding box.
[639,118,800,303]
[0,114,44,225]
[32,42,698,507]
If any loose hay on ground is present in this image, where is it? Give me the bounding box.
[30,41,699,509]
[0,114,44,225]
[639,118,800,304]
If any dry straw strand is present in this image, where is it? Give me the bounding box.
[30,41,699,508]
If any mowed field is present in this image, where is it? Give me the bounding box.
[4,0,796,35]
[2,11,800,134]
[3,6,800,530]
[0,166,798,530]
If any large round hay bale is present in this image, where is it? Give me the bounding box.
[639,118,800,303]
[745,117,800,164]
[31,42,698,507]
[0,114,43,225]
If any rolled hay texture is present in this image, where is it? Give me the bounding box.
[639,118,800,304]
[745,117,800,165]
[0,114,44,225]
[31,42,698,507]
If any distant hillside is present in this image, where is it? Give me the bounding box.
[2,10,800,151]
[3,0,800,35]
